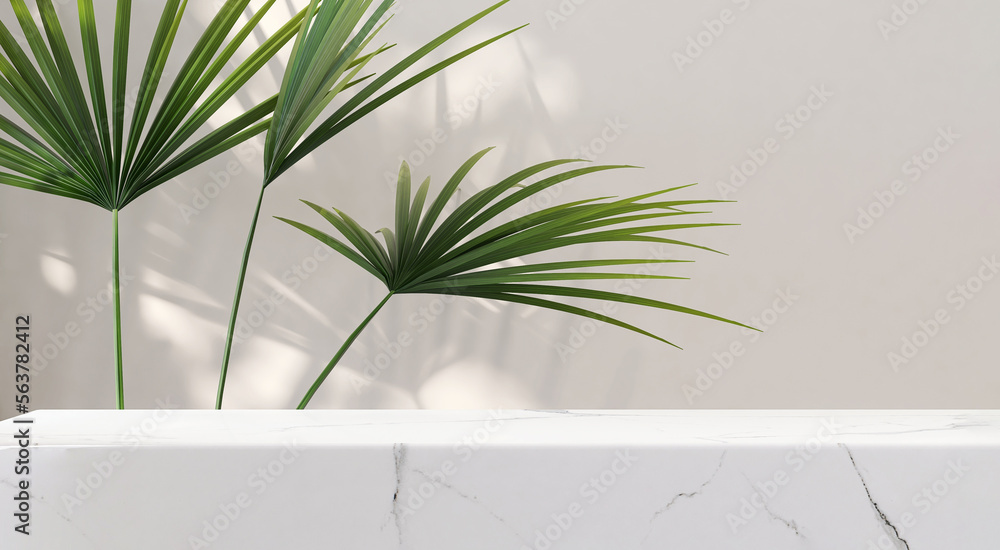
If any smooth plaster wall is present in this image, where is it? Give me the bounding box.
[0,0,998,415]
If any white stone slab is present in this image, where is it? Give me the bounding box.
[1,410,997,549]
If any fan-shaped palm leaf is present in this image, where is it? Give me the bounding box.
[0,1,317,407]
[214,0,523,408]
[277,149,756,409]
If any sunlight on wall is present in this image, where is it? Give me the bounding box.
[368,32,583,138]
[143,270,220,307]
[138,294,215,364]
[145,221,186,249]
[326,367,421,409]
[417,361,538,409]
[224,337,312,408]
[40,253,77,295]
[257,271,336,330]
[511,37,582,120]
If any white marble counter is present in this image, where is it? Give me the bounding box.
[1,410,997,549]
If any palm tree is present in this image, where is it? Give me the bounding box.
[213,0,523,408]
[278,149,754,408]
[0,0,314,408]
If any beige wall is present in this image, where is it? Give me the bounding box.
[1,0,998,414]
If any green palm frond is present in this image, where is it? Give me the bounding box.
[277,149,755,408]
[262,0,522,184]
[0,1,314,408]
[0,0,309,209]
[215,0,523,408]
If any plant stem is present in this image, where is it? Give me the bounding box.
[112,209,124,410]
[297,292,394,410]
[216,184,267,409]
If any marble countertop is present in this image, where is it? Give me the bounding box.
[4,409,998,447]
[2,410,997,549]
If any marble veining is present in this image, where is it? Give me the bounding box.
[1,410,997,549]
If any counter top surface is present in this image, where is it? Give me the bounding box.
[3,409,998,447]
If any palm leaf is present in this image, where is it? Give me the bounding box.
[214,0,522,408]
[0,0,309,211]
[263,0,521,183]
[279,150,756,408]
[0,1,319,408]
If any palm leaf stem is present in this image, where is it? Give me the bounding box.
[112,209,124,409]
[215,183,267,409]
[297,291,394,409]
